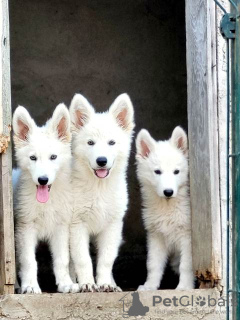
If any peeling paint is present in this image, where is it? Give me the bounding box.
[196,269,221,289]
[0,125,11,154]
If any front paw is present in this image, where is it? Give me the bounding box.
[99,283,122,292]
[58,282,80,293]
[79,283,99,293]
[176,282,194,290]
[21,284,42,294]
[138,284,157,291]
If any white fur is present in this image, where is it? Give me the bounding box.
[136,126,194,291]
[13,104,79,294]
[69,93,134,292]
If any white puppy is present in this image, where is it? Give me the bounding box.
[136,127,194,291]
[69,93,134,292]
[13,104,78,294]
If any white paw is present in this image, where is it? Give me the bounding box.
[176,283,194,290]
[99,283,122,292]
[137,285,157,291]
[70,283,81,293]
[58,283,80,293]
[21,284,42,294]
[79,283,99,293]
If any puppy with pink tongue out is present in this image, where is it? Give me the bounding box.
[13,104,79,294]
[36,180,50,203]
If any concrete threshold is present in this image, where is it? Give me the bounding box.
[0,289,226,320]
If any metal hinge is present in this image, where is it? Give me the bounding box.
[220,13,236,39]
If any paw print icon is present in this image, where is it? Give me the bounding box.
[196,296,206,307]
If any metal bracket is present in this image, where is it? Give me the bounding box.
[229,153,240,157]
[220,13,236,39]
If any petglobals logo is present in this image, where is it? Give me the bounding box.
[119,292,149,318]
[152,295,227,308]
[119,292,227,318]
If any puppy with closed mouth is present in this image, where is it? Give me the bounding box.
[136,127,194,291]
[13,104,79,294]
[69,93,134,292]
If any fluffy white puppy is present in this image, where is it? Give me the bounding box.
[136,127,194,291]
[69,93,134,292]
[13,104,78,294]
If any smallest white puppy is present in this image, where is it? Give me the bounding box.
[136,126,194,291]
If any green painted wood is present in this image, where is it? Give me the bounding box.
[231,2,240,320]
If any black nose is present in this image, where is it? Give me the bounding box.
[96,157,107,167]
[164,189,174,198]
[38,176,49,185]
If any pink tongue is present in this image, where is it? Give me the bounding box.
[95,169,108,178]
[36,185,49,203]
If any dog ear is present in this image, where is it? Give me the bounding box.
[136,129,155,158]
[69,94,95,129]
[109,93,135,133]
[50,103,71,142]
[12,106,36,145]
[170,126,188,154]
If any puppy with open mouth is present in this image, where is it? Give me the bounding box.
[35,179,51,203]
[69,93,135,292]
[94,168,110,178]
[13,104,79,294]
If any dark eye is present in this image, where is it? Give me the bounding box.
[30,155,37,161]
[88,140,95,146]
[50,155,57,160]
[109,140,116,146]
[154,170,162,175]
[174,169,180,175]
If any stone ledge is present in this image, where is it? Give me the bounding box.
[0,289,225,320]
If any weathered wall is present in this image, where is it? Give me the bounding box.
[216,0,229,294]
[9,0,187,290]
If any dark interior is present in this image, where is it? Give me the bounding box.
[10,0,187,291]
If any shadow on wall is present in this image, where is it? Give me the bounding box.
[10,0,187,291]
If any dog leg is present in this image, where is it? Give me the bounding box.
[70,223,98,292]
[138,233,167,291]
[96,220,123,292]
[50,224,79,293]
[17,226,41,294]
[176,236,194,290]
[69,259,77,283]
[170,253,180,274]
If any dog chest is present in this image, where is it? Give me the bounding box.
[73,188,127,233]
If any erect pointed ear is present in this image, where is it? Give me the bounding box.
[136,129,156,158]
[109,93,135,133]
[69,94,95,129]
[12,106,36,145]
[170,126,188,154]
[49,103,71,142]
